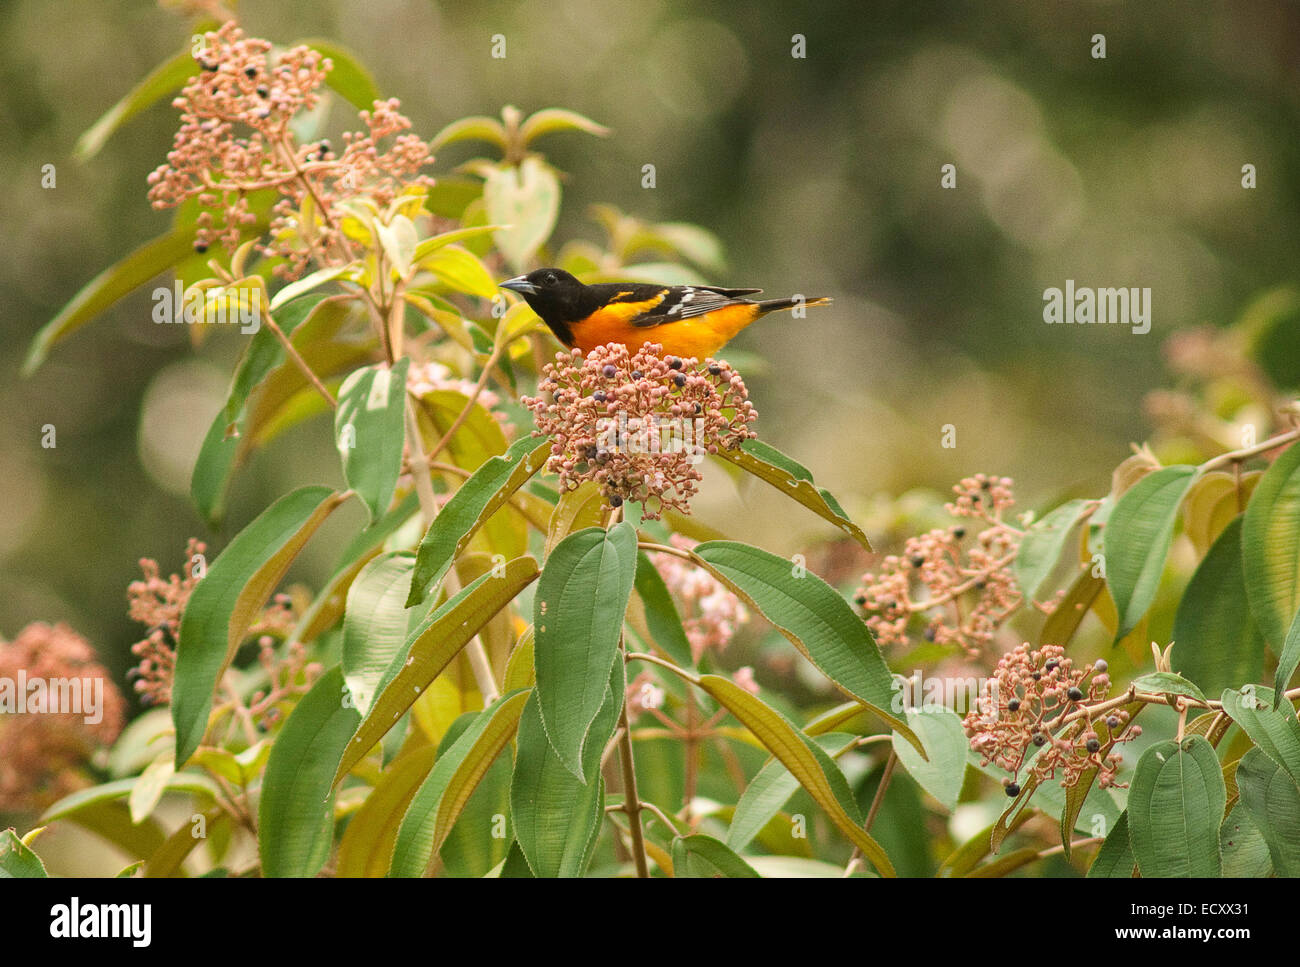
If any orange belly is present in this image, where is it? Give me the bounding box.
[570,303,762,360]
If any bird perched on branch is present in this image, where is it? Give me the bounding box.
[500,267,831,358]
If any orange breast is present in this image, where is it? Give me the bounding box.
[571,302,761,361]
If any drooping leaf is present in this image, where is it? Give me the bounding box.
[518,107,611,145]
[1103,465,1199,642]
[173,487,347,766]
[390,690,530,876]
[715,439,872,551]
[510,660,623,877]
[1243,441,1300,654]
[1131,671,1208,707]
[1170,517,1266,697]
[692,541,919,753]
[1127,736,1225,878]
[1086,811,1135,878]
[1014,499,1088,600]
[891,707,966,813]
[335,358,411,522]
[533,523,638,780]
[1234,746,1300,876]
[407,436,551,607]
[335,557,539,784]
[342,552,421,715]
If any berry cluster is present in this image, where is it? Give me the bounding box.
[963,644,1138,791]
[855,474,1024,655]
[147,21,434,277]
[522,342,756,517]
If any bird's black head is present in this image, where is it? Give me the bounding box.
[499,268,592,345]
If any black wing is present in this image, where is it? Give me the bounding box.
[629,285,762,328]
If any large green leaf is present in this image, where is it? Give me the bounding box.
[1014,499,1088,600]
[1104,465,1199,641]
[341,552,421,715]
[173,486,347,766]
[891,707,966,812]
[1171,516,1266,696]
[533,523,638,780]
[258,666,361,877]
[510,658,623,877]
[1243,441,1300,652]
[334,557,540,783]
[1234,747,1300,875]
[74,49,195,161]
[407,436,551,607]
[1220,686,1300,786]
[335,358,411,522]
[1127,736,1225,878]
[483,158,560,271]
[692,541,919,752]
[1218,803,1273,878]
[1275,605,1300,708]
[1085,811,1134,878]
[715,439,872,551]
[390,690,530,876]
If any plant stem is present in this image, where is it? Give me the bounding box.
[617,640,651,878]
[260,305,336,408]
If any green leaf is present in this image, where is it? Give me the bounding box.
[1243,441,1300,653]
[24,229,199,375]
[0,829,48,878]
[430,115,507,152]
[726,733,853,853]
[1220,686,1300,786]
[483,158,561,272]
[342,552,421,715]
[672,834,761,878]
[1014,499,1088,599]
[191,407,242,529]
[173,486,347,766]
[268,265,353,312]
[1131,671,1208,707]
[335,358,410,522]
[1276,605,1300,708]
[695,674,895,876]
[41,774,218,824]
[334,557,540,784]
[632,551,695,668]
[1234,747,1300,875]
[1104,465,1199,641]
[533,523,638,780]
[1218,802,1273,878]
[411,225,505,263]
[510,659,624,877]
[692,541,919,753]
[258,667,361,877]
[1170,517,1267,697]
[225,293,332,425]
[891,707,966,812]
[74,49,195,161]
[407,436,551,607]
[1127,736,1225,878]
[390,690,530,876]
[336,746,436,877]
[297,38,381,110]
[128,757,175,825]
[716,439,872,551]
[420,244,498,299]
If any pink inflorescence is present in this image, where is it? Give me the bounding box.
[522,342,756,518]
[652,535,750,661]
[963,644,1138,791]
[0,622,126,811]
[856,473,1024,655]
[146,20,434,277]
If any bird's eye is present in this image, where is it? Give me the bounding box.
[545,272,558,285]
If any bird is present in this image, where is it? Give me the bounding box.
[499,267,831,359]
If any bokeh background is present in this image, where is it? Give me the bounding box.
[3,0,1298,696]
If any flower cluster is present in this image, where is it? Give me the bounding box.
[963,645,1138,791]
[0,623,126,811]
[128,540,304,720]
[523,342,757,518]
[652,535,750,661]
[147,21,434,277]
[856,474,1024,655]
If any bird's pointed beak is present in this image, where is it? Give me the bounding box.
[499,275,539,296]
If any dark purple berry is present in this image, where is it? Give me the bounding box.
[1005,782,1020,797]
[602,365,617,378]
[1007,699,1020,712]
[1067,686,1083,702]
[1086,737,1101,753]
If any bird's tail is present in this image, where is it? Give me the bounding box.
[755,295,833,315]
